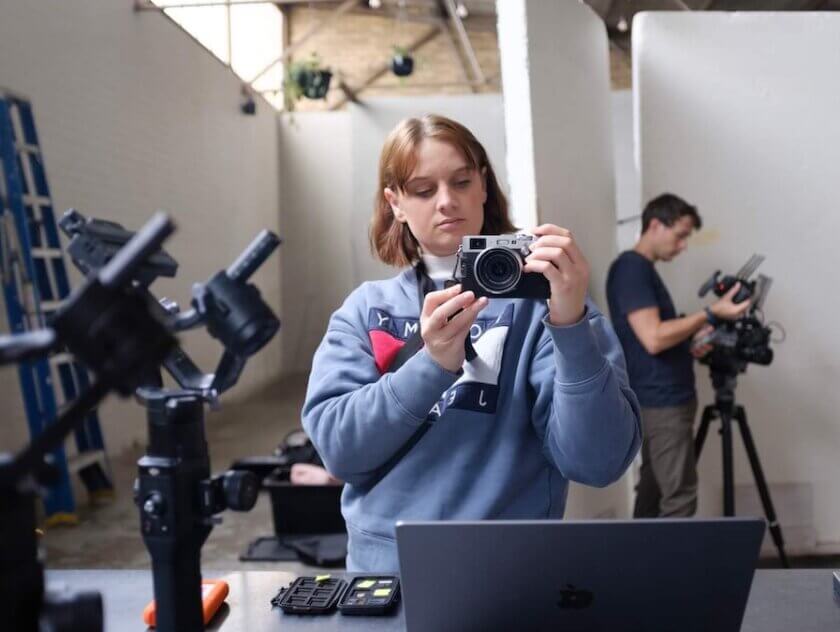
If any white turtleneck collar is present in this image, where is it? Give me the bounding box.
[421,252,458,282]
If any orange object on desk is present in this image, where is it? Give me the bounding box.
[142,579,229,627]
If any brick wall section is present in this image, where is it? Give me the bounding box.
[285,8,630,111]
[610,46,633,90]
[286,7,501,111]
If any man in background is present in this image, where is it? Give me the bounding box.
[606,193,750,517]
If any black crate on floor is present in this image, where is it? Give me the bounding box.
[264,474,345,536]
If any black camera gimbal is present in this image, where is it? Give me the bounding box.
[1,212,178,632]
[59,210,281,632]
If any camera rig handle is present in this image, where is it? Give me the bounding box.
[698,253,766,305]
[60,209,178,288]
[698,270,722,299]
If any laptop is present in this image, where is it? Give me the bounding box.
[396,518,764,632]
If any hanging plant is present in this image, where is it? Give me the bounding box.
[285,53,332,107]
[391,45,414,77]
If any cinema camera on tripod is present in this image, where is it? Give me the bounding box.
[59,209,281,632]
[694,253,790,567]
[455,234,550,299]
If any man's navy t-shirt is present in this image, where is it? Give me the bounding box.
[606,251,695,407]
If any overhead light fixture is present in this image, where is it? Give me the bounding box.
[456,2,469,19]
[368,0,382,8]
[616,16,629,33]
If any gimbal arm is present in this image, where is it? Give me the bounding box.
[158,229,281,397]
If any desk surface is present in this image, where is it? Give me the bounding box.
[47,569,840,631]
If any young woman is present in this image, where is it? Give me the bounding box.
[302,114,641,572]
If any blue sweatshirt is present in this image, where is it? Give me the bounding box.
[302,268,642,572]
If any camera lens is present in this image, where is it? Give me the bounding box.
[469,238,486,250]
[474,248,522,295]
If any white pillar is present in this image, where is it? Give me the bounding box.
[496,0,617,310]
[497,0,630,520]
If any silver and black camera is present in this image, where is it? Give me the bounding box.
[455,234,550,299]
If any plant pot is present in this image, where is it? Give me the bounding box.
[391,54,414,77]
[295,69,332,100]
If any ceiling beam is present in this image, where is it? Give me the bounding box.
[435,14,472,85]
[440,0,485,87]
[303,4,498,31]
[135,0,339,8]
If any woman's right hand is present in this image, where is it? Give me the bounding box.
[421,284,488,373]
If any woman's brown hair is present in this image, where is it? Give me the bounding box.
[370,114,516,268]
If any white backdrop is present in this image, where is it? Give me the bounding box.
[634,11,840,553]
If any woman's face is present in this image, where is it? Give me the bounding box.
[384,138,487,257]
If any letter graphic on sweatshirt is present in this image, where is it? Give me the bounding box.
[367,304,513,400]
[427,303,513,419]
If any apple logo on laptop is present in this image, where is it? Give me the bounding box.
[557,584,594,609]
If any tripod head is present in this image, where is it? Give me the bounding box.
[0,211,178,632]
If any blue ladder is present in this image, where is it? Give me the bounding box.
[0,89,113,524]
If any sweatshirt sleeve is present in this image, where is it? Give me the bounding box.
[529,302,642,487]
[301,288,459,486]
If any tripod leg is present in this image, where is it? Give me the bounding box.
[694,406,716,459]
[734,406,790,568]
[720,409,735,517]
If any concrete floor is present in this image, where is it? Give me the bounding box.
[41,373,327,575]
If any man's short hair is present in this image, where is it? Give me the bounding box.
[641,193,702,234]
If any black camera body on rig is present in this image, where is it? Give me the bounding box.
[697,254,775,374]
[456,234,550,299]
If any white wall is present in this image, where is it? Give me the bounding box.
[278,95,508,373]
[0,1,281,455]
[612,90,642,252]
[277,112,354,374]
[634,12,840,553]
[496,0,631,519]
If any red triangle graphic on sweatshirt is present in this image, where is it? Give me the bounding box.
[369,329,407,374]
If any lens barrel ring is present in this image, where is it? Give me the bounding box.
[473,247,523,295]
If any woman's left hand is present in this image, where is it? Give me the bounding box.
[524,224,590,327]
